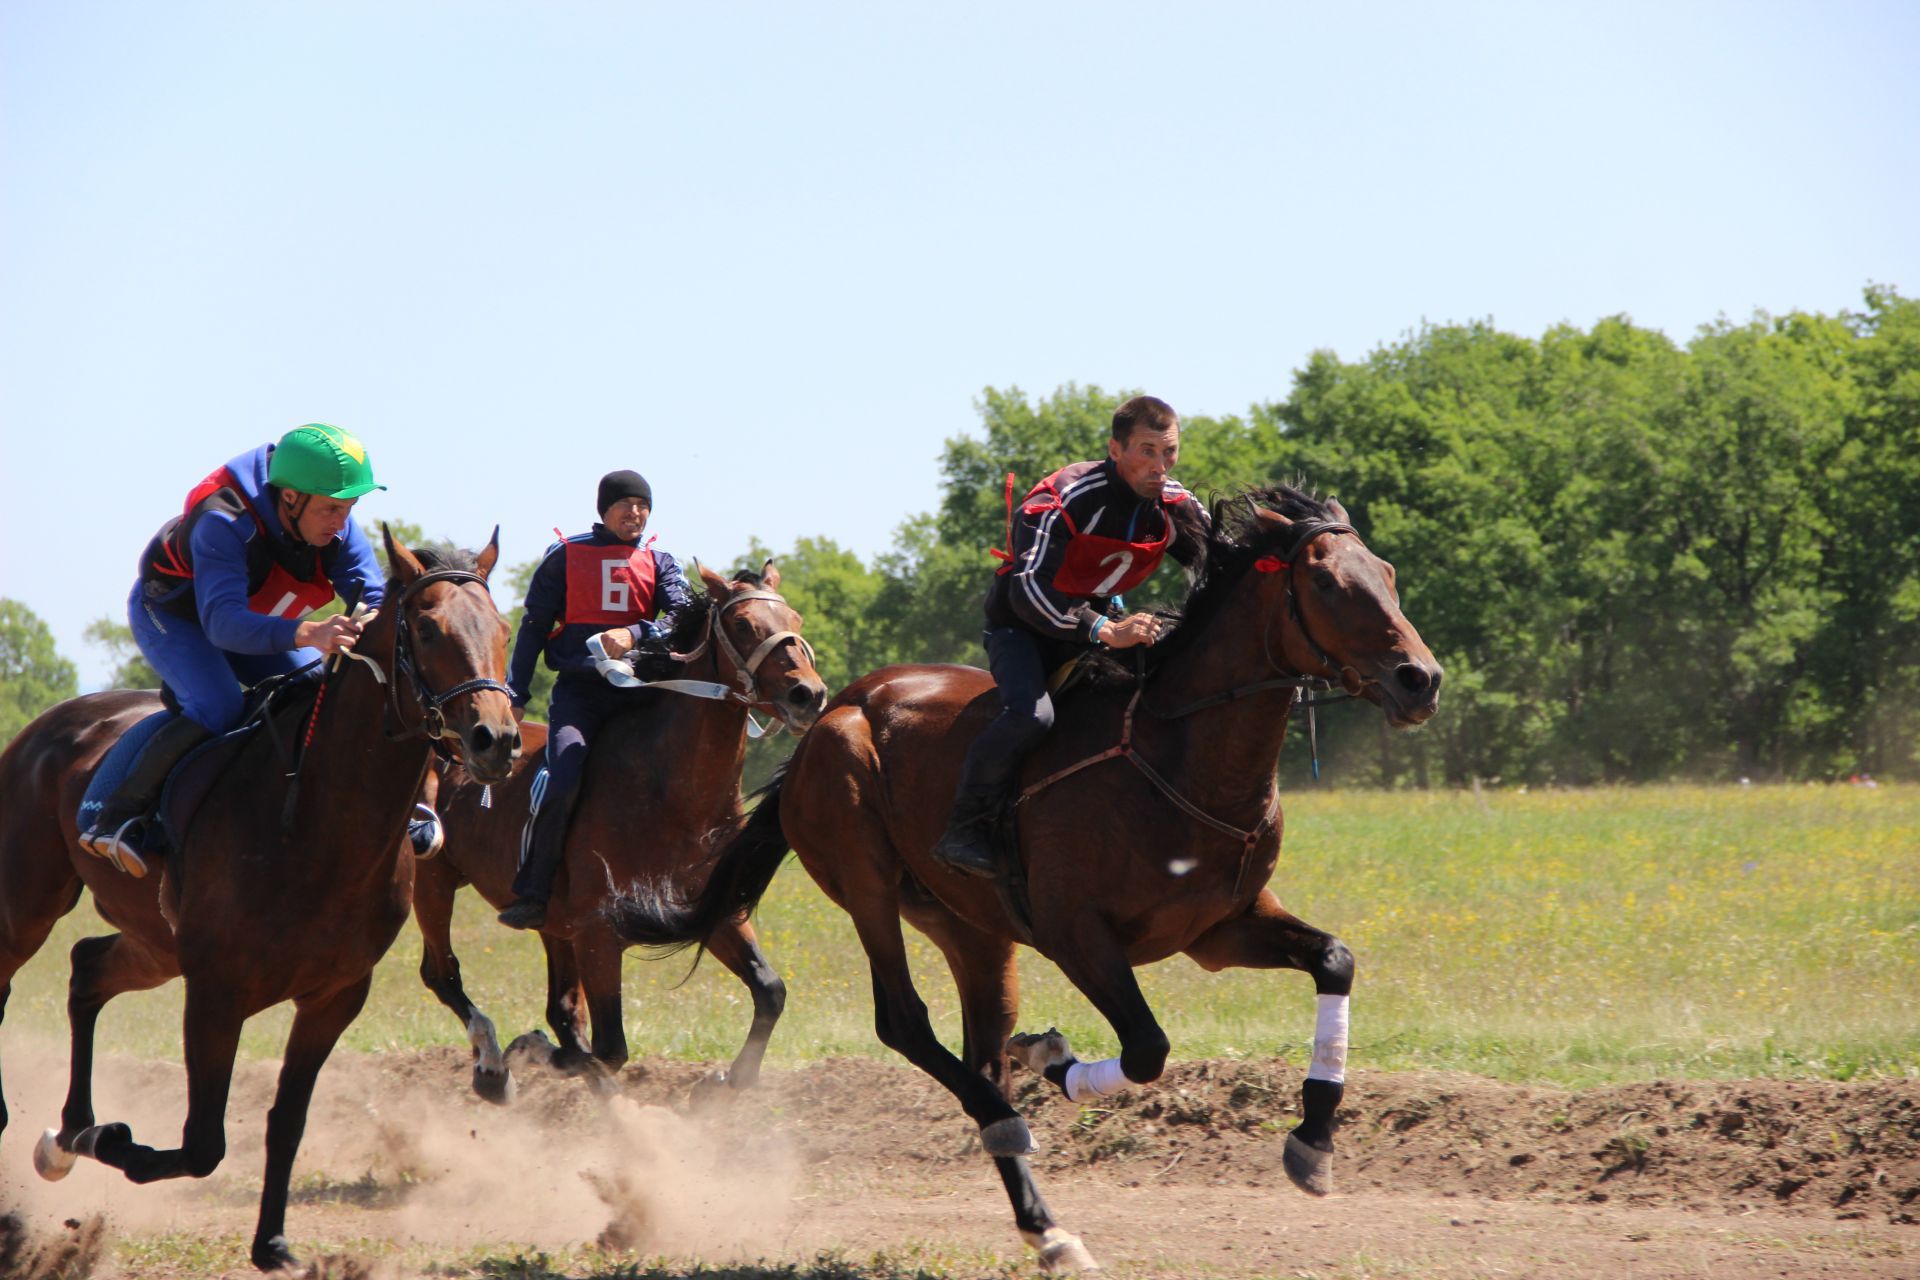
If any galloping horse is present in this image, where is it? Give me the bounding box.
[415,562,828,1100]
[610,486,1442,1272]
[0,532,518,1272]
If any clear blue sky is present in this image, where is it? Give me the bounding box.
[4,1,1916,687]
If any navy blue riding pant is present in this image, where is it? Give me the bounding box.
[513,674,650,900]
[953,625,1065,796]
[128,582,322,732]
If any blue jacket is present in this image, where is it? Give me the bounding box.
[136,444,385,655]
[506,526,692,707]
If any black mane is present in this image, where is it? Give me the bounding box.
[384,543,481,594]
[1079,481,1342,686]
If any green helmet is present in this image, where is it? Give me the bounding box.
[267,424,385,499]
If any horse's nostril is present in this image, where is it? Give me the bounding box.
[788,686,813,709]
[472,725,495,752]
[510,731,523,755]
[1396,664,1432,695]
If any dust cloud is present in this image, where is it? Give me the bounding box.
[2,1034,801,1260]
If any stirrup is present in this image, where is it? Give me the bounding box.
[83,818,151,879]
[408,804,445,858]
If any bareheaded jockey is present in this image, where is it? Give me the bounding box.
[929,395,1212,878]
[80,424,386,876]
[497,470,692,930]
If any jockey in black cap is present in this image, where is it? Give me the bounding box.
[496,468,689,929]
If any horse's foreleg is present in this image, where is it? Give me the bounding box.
[700,917,787,1091]
[1184,888,1353,1196]
[414,860,512,1104]
[37,933,178,1180]
[923,916,1020,1095]
[538,931,590,1059]
[250,976,371,1271]
[559,926,625,1091]
[1029,912,1171,1100]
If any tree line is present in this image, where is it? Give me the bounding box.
[6,288,1915,784]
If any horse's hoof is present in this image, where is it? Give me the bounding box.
[33,1129,76,1181]
[687,1068,731,1111]
[1283,1131,1335,1196]
[504,1030,558,1069]
[1024,1226,1100,1273]
[979,1116,1035,1157]
[71,1122,131,1161]
[1007,1027,1072,1073]
[250,1233,298,1272]
[472,1065,516,1106]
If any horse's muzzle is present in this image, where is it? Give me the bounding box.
[1380,660,1442,727]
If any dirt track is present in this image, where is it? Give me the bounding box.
[1,1044,1914,1277]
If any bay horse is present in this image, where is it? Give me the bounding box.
[414,562,828,1100]
[0,531,518,1272]
[610,486,1442,1272]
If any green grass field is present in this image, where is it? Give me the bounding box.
[7,785,1916,1087]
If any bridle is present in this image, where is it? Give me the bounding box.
[1012,518,1371,902]
[349,568,514,747]
[668,588,817,710]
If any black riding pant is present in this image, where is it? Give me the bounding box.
[513,675,648,902]
[952,625,1069,798]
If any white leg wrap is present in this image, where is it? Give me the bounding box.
[1063,1056,1130,1101]
[1307,993,1349,1084]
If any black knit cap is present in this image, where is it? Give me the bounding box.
[597,469,652,517]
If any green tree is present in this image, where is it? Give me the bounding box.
[1,600,79,747]
[84,617,160,689]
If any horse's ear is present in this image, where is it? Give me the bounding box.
[1250,505,1296,537]
[1326,497,1351,524]
[383,523,425,584]
[475,525,500,580]
[697,559,731,598]
[760,558,781,592]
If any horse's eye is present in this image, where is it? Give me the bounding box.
[418,618,443,642]
[1313,570,1337,593]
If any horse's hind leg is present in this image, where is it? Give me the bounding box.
[36,932,178,1180]
[414,857,512,1103]
[698,916,786,1092]
[0,798,86,1149]
[1183,888,1354,1196]
[68,980,242,1185]
[249,975,371,1271]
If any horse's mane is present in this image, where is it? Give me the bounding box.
[659,567,767,654]
[384,544,481,594]
[1077,481,1342,687]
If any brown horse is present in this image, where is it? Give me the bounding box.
[415,562,828,1101]
[610,486,1442,1272]
[0,531,517,1272]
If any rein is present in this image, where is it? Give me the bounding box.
[592,587,815,737]
[1015,520,1364,895]
[281,568,508,831]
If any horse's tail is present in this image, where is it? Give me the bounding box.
[605,764,792,952]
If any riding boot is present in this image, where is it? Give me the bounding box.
[929,781,1008,879]
[80,715,213,879]
[498,799,567,930]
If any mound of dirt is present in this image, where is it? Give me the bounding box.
[539,1053,1920,1226]
[0,1211,108,1280]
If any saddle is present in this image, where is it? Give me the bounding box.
[75,671,321,868]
